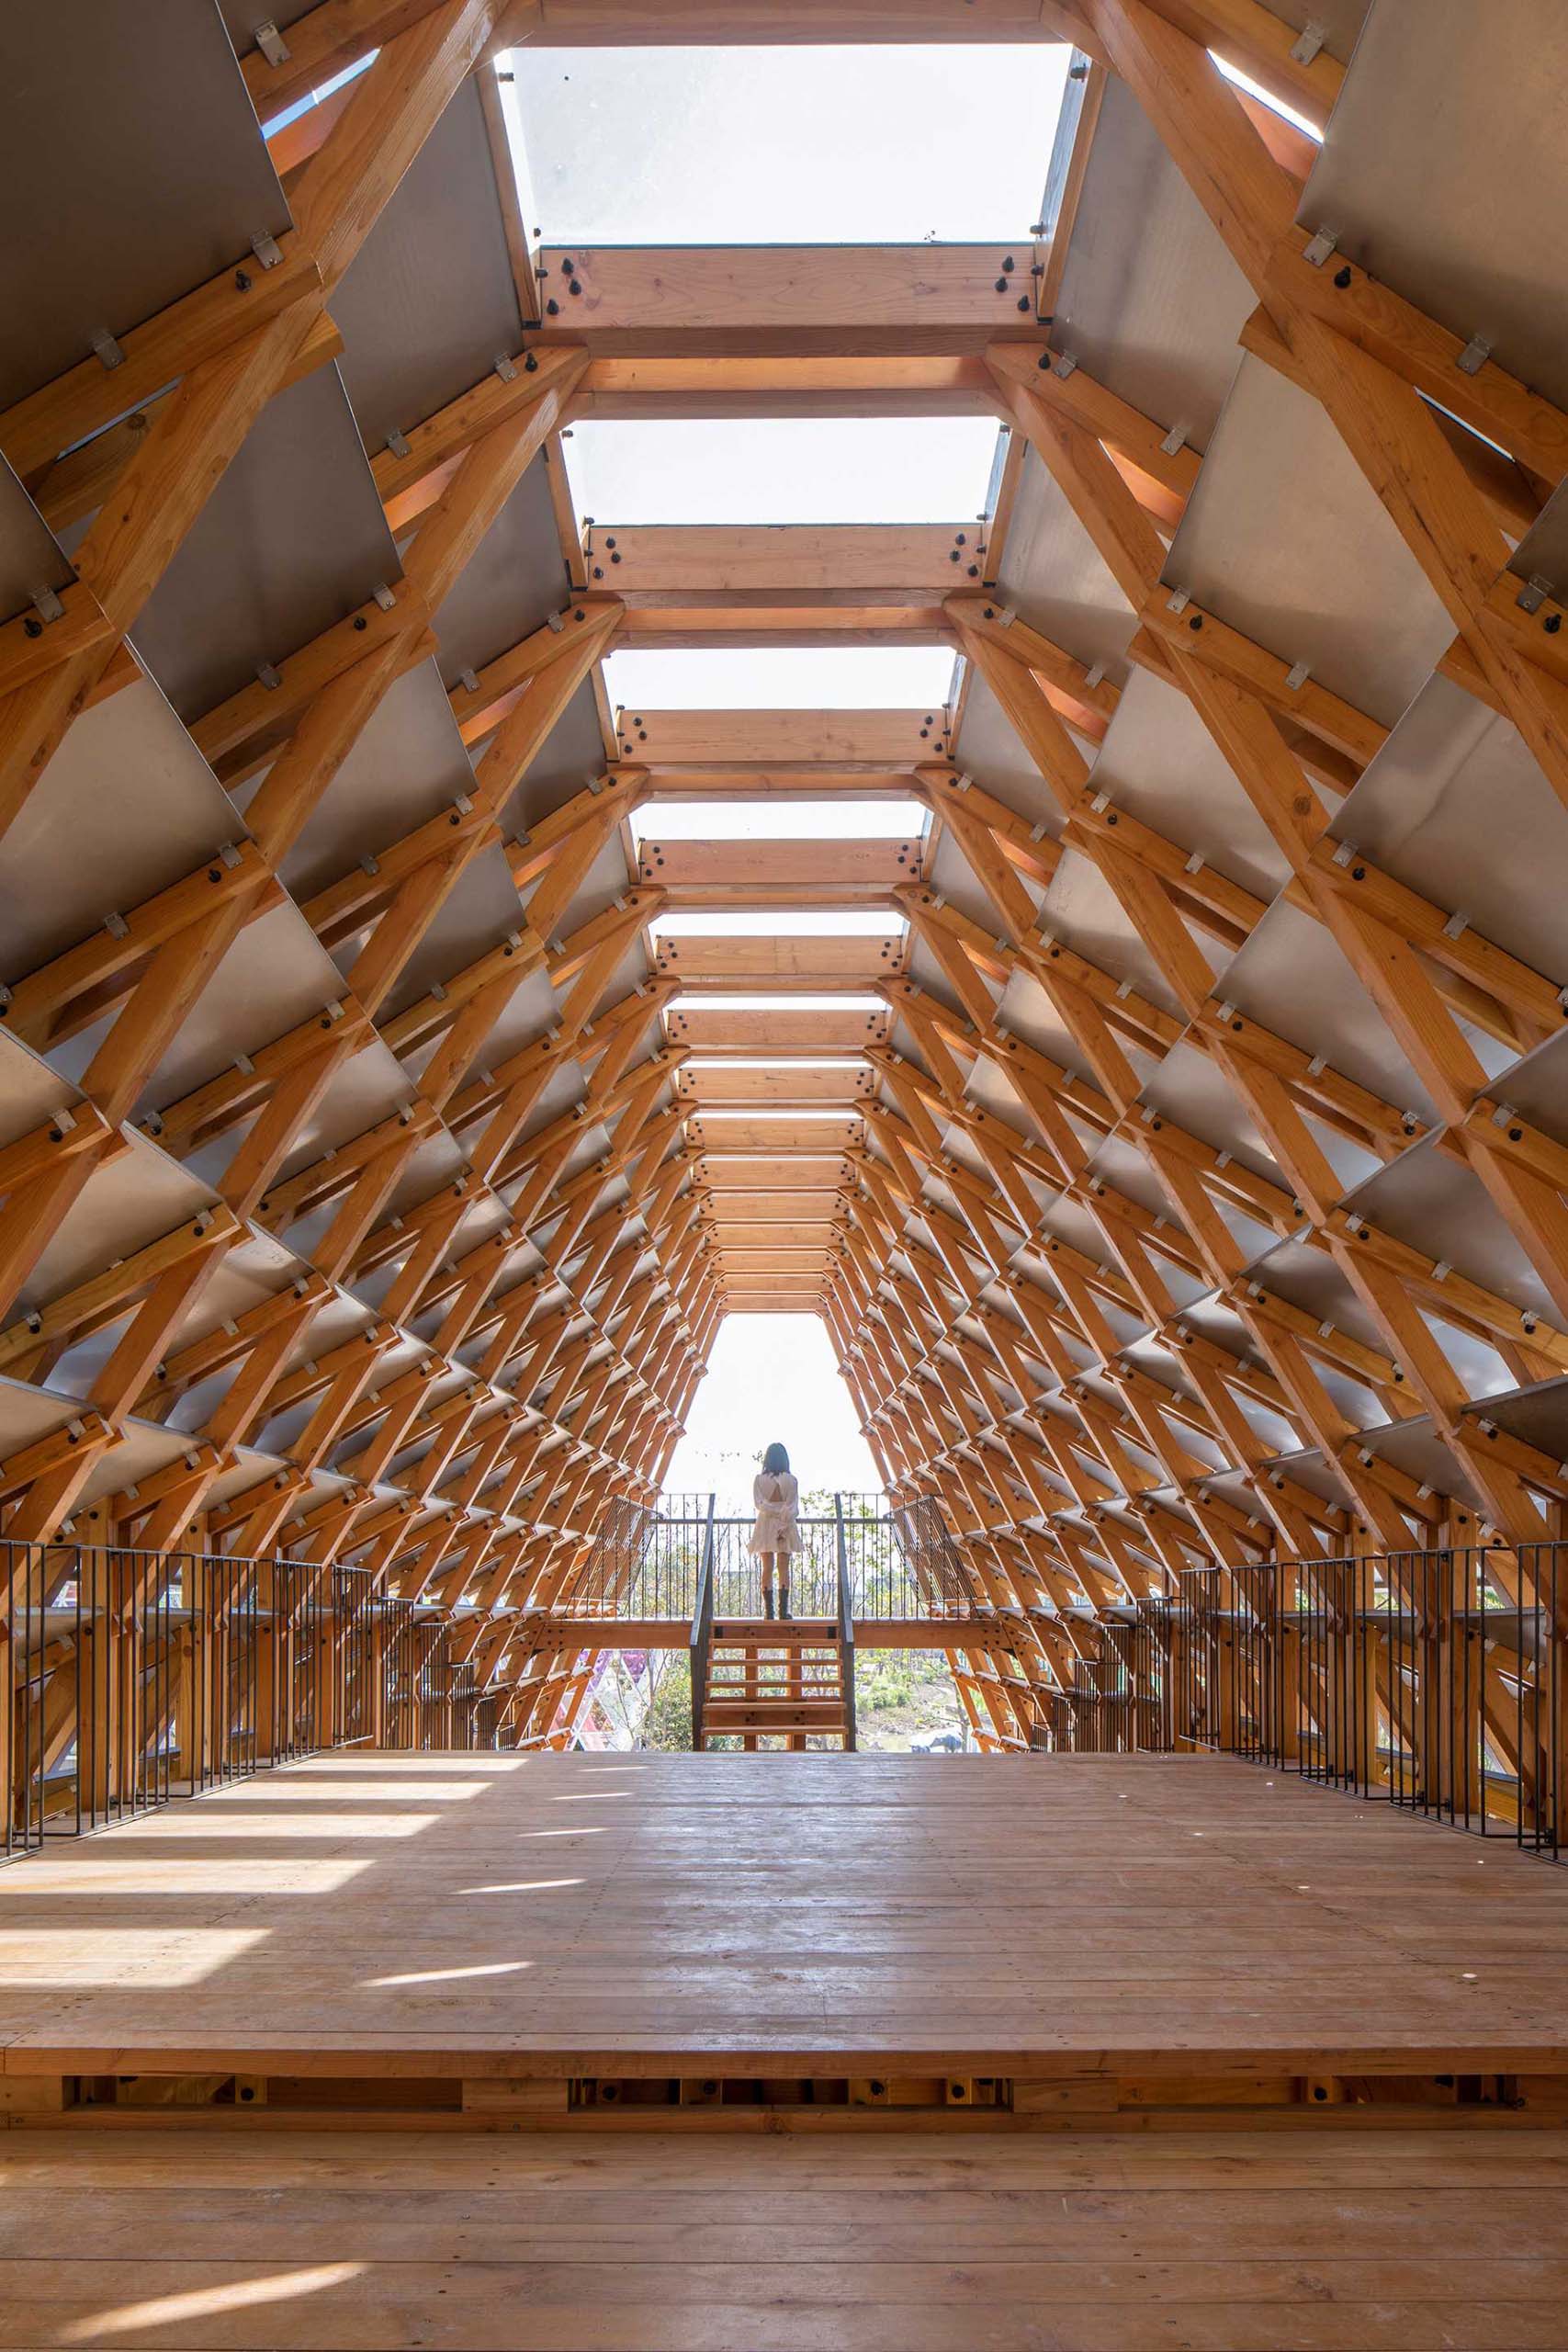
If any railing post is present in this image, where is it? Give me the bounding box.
[834,1494,856,1752]
[689,1494,716,1750]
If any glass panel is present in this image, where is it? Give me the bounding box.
[631,800,926,842]
[564,416,1000,526]
[604,645,955,709]
[509,46,1072,244]
[652,912,908,935]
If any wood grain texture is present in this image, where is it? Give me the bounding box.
[1,1751,1565,2079]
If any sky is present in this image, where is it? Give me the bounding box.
[662,1313,883,1510]
[561,414,1002,526]
[508,46,1072,247]
[603,642,959,710]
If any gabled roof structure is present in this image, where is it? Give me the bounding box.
[4,0,1568,1754]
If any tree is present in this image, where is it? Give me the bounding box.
[643,1653,694,1751]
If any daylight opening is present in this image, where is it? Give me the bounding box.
[631,800,926,842]
[562,415,1002,526]
[506,46,1072,244]
[605,644,957,709]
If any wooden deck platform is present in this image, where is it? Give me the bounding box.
[2,1753,1565,2113]
[5,2123,1568,2347]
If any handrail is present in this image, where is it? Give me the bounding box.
[834,1492,856,1753]
[688,1494,717,1749]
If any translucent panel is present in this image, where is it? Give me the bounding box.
[565,417,1000,526]
[688,1057,869,1069]
[672,993,885,1011]
[652,912,908,935]
[510,46,1071,243]
[632,800,926,842]
[605,645,956,710]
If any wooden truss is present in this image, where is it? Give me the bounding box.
[3,0,1567,1757]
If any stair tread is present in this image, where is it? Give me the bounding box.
[703,1701,849,1722]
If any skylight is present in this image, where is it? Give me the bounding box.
[563,417,1000,526]
[507,46,1072,244]
[605,646,956,710]
[673,993,885,1012]
[632,801,926,842]
[652,912,908,936]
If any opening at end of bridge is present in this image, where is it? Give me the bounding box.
[574,1313,967,1755]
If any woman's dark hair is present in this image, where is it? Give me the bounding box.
[762,1442,790,1476]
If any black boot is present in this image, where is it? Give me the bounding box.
[780,1592,792,1621]
[763,1590,775,1619]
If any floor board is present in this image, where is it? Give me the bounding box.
[4,2124,1568,2347]
[0,1752,1563,2075]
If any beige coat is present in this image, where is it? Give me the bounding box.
[749,1469,802,1555]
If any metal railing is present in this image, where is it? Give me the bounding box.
[554,1494,711,1620]
[834,1496,857,1752]
[547,1496,985,1625]
[1044,1545,1568,1862]
[689,1497,718,1749]
[840,1494,981,1621]
[3,1541,496,1860]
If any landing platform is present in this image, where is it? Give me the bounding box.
[2,1753,1565,2113]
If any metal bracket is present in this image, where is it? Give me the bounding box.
[254,18,292,66]
[1441,909,1470,941]
[1166,586,1190,616]
[31,584,66,626]
[1330,837,1358,867]
[1159,424,1187,457]
[372,582,396,612]
[386,427,412,458]
[359,851,379,876]
[255,660,282,691]
[90,327,124,370]
[458,667,479,695]
[1516,572,1555,614]
[1052,352,1077,379]
[494,352,518,382]
[1289,20,1325,65]
[1302,228,1338,269]
[104,910,129,940]
[1284,660,1312,692]
[251,231,283,270]
[1083,660,1106,691]
[232,1052,255,1076]
[1457,334,1493,377]
[1184,850,1204,876]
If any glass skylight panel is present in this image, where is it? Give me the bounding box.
[509,46,1071,244]
[564,417,1000,526]
[604,645,955,710]
[671,994,884,1012]
[652,912,908,936]
[631,801,926,842]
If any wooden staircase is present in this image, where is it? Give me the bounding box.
[698,1618,854,1749]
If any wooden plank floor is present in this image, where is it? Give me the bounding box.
[1,1751,1565,2076]
[4,2123,1568,2348]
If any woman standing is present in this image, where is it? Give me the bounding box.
[750,1442,802,1619]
